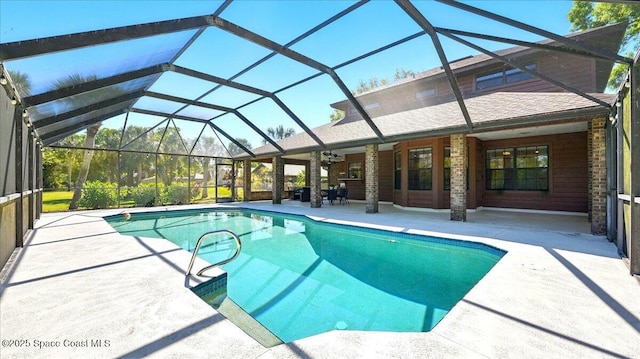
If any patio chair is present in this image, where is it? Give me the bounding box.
[336,188,349,205]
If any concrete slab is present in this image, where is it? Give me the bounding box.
[1,201,639,358]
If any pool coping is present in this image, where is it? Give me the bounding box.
[1,201,639,358]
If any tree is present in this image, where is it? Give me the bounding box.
[228,138,253,156]
[55,73,126,210]
[568,2,640,89]
[192,136,222,199]
[352,67,416,95]
[155,125,186,187]
[329,109,345,121]
[296,169,306,187]
[263,124,296,144]
[90,128,121,183]
[69,123,101,209]
[120,125,154,187]
[353,77,388,95]
[393,68,415,81]
[8,70,32,96]
[42,147,70,189]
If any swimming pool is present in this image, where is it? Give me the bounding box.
[106,208,504,343]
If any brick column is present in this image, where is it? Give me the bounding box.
[365,144,378,213]
[310,151,322,208]
[272,156,284,204]
[450,133,467,221]
[328,162,340,188]
[243,159,251,202]
[587,121,593,223]
[590,118,607,234]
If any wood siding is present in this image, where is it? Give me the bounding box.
[344,50,600,119]
[481,132,588,212]
[341,153,365,201]
[378,150,394,202]
[387,132,588,212]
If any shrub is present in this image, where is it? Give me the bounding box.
[165,183,190,205]
[129,184,157,207]
[78,181,117,209]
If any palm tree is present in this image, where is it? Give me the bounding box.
[228,138,253,157]
[193,136,221,199]
[263,125,295,144]
[8,70,32,96]
[69,123,101,209]
[54,74,125,210]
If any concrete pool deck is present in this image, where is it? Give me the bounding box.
[1,201,639,358]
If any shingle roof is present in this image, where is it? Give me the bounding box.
[249,91,615,158]
[344,22,628,100]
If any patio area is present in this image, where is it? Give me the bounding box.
[1,201,639,358]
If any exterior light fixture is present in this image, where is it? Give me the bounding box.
[22,109,28,118]
[0,75,7,85]
[10,96,18,105]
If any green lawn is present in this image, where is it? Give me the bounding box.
[42,191,73,212]
[43,187,242,212]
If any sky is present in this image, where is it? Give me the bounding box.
[0,0,583,151]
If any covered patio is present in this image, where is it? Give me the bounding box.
[1,201,639,358]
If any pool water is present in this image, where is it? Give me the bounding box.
[106,209,504,343]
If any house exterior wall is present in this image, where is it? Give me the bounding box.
[379,132,588,212]
[390,137,479,210]
[480,132,588,212]
[339,150,394,203]
[378,150,393,202]
[340,153,364,200]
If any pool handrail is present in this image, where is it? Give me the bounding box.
[186,229,242,277]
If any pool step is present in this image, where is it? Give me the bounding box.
[217,297,283,348]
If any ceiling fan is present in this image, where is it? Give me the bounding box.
[322,151,341,165]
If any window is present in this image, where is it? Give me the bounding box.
[364,102,379,110]
[415,87,436,99]
[394,151,401,190]
[476,64,536,90]
[350,103,379,114]
[486,146,548,190]
[348,162,362,179]
[444,147,451,191]
[408,148,432,190]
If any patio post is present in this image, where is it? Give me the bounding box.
[450,133,467,221]
[272,155,284,204]
[310,151,322,208]
[365,144,378,213]
[243,159,251,202]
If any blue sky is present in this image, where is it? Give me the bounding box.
[0,0,581,150]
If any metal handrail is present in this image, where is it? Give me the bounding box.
[185,229,242,277]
